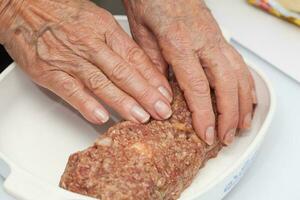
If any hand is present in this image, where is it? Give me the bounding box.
[124,0,257,145]
[0,0,173,125]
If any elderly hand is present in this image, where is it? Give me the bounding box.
[0,0,173,124]
[124,0,257,145]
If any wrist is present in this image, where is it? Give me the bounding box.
[0,0,25,44]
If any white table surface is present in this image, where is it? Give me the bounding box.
[206,0,300,83]
[1,2,300,200]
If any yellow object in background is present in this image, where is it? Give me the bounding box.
[248,0,300,26]
[276,0,300,12]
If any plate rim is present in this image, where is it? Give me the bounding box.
[0,60,276,200]
[0,15,276,198]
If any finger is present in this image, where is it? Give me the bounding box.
[37,71,109,124]
[248,68,257,105]
[132,26,169,76]
[50,19,172,119]
[176,58,215,146]
[199,46,239,146]
[69,62,151,123]
[222,44,254,130]
[88,43,172,120]
[126,11,169,76]
[157,30,216,145]
[105,22,172,102]
[124,1,169,76]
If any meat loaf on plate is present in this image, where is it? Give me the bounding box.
[60,82,228,200]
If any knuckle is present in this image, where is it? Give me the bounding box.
[59,77,81,98]
[235,66,246,79]
[198,36,224,56]
[199,24,222,43]
[127,46,146,64]
[110,61,132,83]
[111,94,127,108]
[159,24,191,51]
[98,8,115,27]
[33,70,51,86]
[136,87,153,101]
[200,42,220,57]
[74,90,92,109]
[151,58,165,68]
[87,72,111,91]
[66,87,81,99]
[202,25,218,36]
[132,25,148,39]
[151,59,168,75]
[189,78,210,97]
[141,65,156,80]
[237,69,252,87]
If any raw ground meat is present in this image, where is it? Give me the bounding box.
[60,82,224,200]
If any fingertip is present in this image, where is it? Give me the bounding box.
[238,108,253,130]
[237,84,254,130]
[154,100,172,120]
[93,108,110,124]
[217,112,239,146]
[78,100,110,125]
[205,126,215,145]
[223,128,236,146]
[243,112,252,129]
[192,113,216,146]
[131,104,151,123]
[158,86,173,103]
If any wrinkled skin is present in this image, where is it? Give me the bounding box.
[124,0,257,145]
[0,0,173,125]
[0,0,256,146]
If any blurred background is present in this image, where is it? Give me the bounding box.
[0,0,125,72]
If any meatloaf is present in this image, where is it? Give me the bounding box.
[60,82,224,200]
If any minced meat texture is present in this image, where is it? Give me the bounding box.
[59,82,223,200]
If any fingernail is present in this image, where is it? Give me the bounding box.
[158,86,172,102]
[224,128,236,145]
[94,108,109,123]
[131,105,150,123]
[252,89,257,104]
[205,126,215,145]
[154,100,172,119]
[243,113,252,129]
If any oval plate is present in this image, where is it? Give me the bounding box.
[0,16,275,200]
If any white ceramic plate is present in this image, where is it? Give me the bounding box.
[0,16,275,200]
